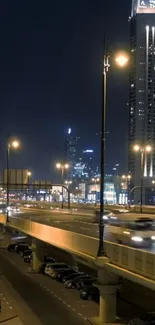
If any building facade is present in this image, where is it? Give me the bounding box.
[65,128,80,180]
[128,0,155,203]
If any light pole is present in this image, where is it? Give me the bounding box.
[133,145,152,214]
[56,163,69,208]
[26,171,32,200]
[6,139,20,222]
[122,174,131,206]
[92,178,100,206]
[97,37,129,257]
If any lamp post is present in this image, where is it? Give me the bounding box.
[122,175,131,206]
[92,178,100,206]
[56,163,69,208]
[97,37,129,257]
[6,139,20,222]
[133,145,152,214]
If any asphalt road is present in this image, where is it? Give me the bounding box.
[0,251,88,325]
[14,208,155,253]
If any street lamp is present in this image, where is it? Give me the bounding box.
[6,138,20,222]
[56,163,69,208]
[65,180,72,184]
[92,178,100,206]
[98,36,129,257]
[133,145,152,213]
[122,175,131,206]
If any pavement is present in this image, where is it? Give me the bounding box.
[0,249,93,325]
[0,274,41,325]
[0,248,148,324]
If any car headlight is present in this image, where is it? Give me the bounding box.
[131,236,143,242]
[0,210,3,213]
[151,236,155,240]
[103,216,108,220]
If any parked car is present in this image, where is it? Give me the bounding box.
[23,254,32,263]
[79,285,99,302]
[7,242,26,252]
[44,254,55,263]
[20,249,32,258]
[45,263,69,277]
[77,277,97,290]
[65,274,89,289]
[63,272,85,284]
[15,243,29,254]
[56,268,78,282]
[128,312,155,325]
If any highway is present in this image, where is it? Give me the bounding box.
[14,208,155,253]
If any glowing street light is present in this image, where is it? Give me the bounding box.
[56,162,69,209]
[115,53,129,67]
[92,178,100,206]
[98,36,129,257]
[133,144,152,213]
[6,138,20,222]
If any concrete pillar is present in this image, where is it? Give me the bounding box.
[32,239,46,272]
[95,257,119,324]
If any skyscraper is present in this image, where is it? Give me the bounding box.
[65,128,80,179]
[128,0,155,202]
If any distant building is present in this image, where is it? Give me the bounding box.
[128,0,155,203]
[65,128,80,179]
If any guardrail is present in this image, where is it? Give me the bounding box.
[0,214,155,284]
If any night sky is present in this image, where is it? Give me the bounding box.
[0,1,132,182]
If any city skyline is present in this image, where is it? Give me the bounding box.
[0,1,131,181]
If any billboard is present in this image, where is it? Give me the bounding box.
[32,180,52,189]
[3,169,29,190]
[137,0,155,13]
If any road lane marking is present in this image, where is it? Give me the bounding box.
[80,227,90,231]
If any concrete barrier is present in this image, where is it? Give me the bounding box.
[1,215,155,283]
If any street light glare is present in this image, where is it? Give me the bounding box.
[56,163,61,169]
[122,175,126,179]
[145,145,152,152]
[133,144,140,152]
[115,53,129,67]
[11,140,20,149]
[27,171,31,176]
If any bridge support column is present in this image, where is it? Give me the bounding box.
[95,257,119,324]
[32,239,45,272]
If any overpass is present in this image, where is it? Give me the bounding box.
[0,213,155,323]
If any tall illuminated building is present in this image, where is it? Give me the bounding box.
[128,0,155,202]
[65,128,80,179]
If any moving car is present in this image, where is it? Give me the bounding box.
[77,277,97,290]
[128,312,155,325]
[92,210,117,223]
[79,285,99,302]
[65,274,89,289]
[45,263,69,277]
[56,268,78,282]
[15,243,29,254]
[109,217,155,247]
